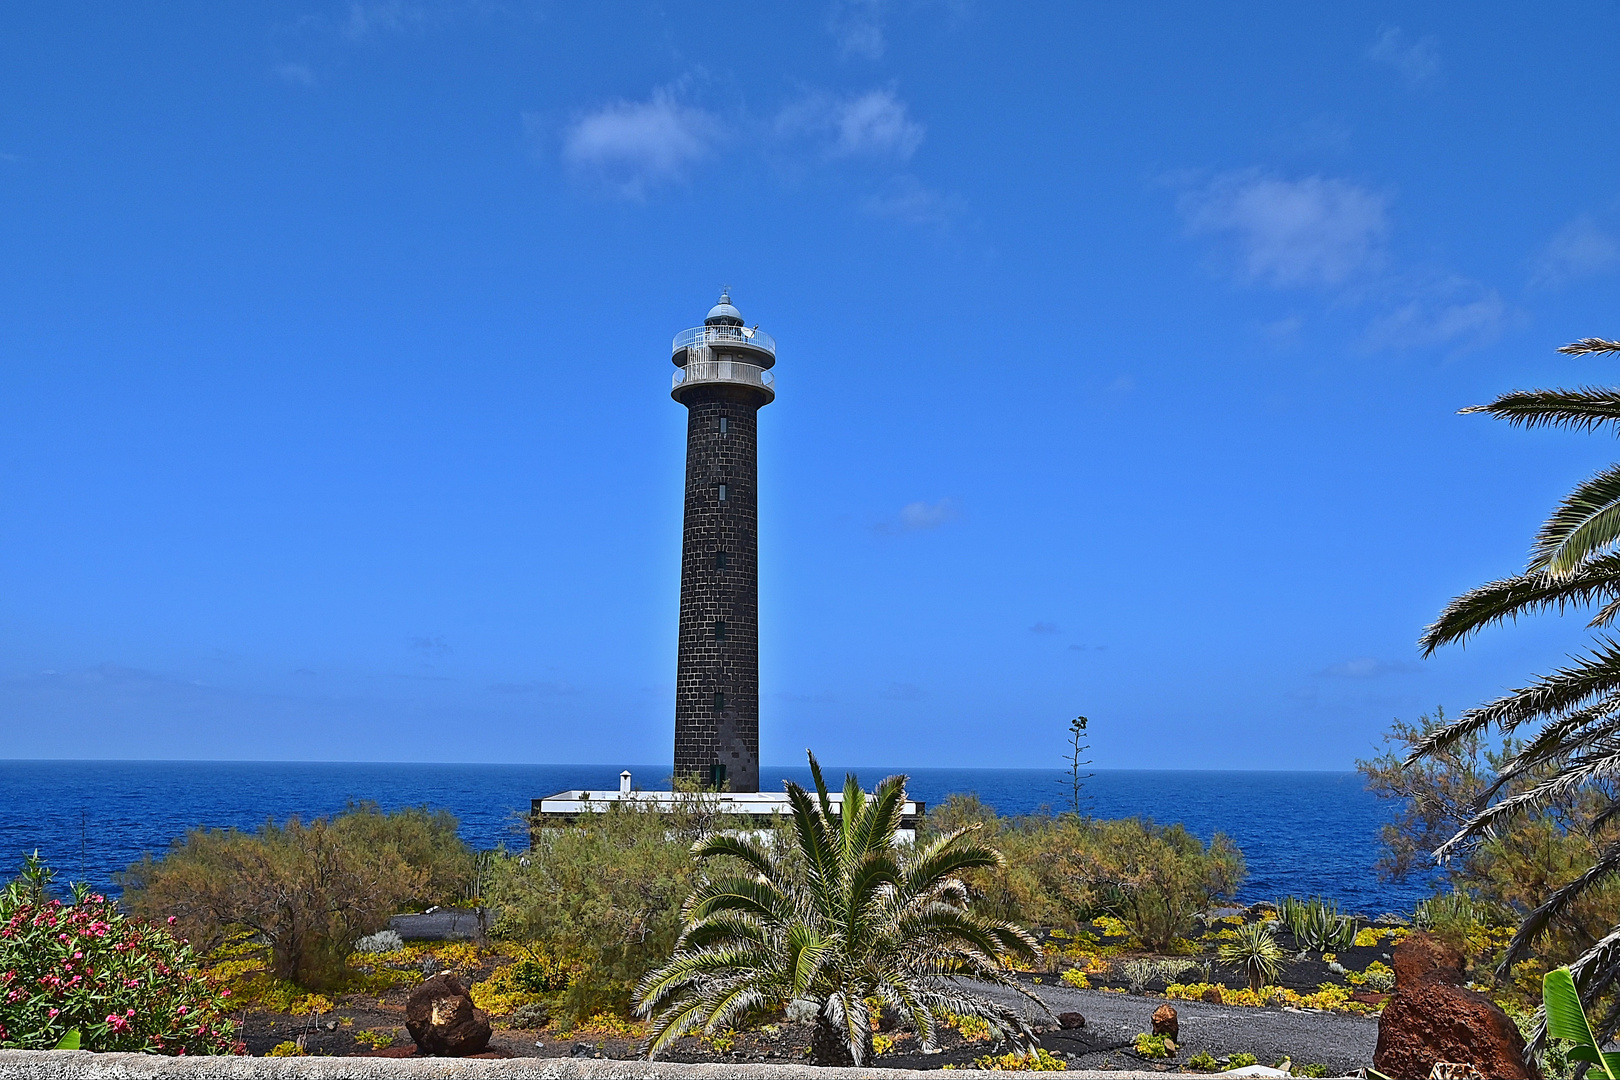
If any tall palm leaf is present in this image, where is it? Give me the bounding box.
[1414,336,1620,1047]
[635,751,1044,1066]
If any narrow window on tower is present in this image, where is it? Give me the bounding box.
[710,763,727,788]
[716,550,728,570]
[714,692,725,709]
[719,416,728,434]
[714,618,726,641]
[717,483,727,502]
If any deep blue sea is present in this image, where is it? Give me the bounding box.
[0,761,1435,915]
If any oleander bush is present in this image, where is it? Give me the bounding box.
[0,855,239,1054]
[120,803,475,988]
[921,796,1245,950]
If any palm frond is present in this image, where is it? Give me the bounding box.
[1406,639,1620,763]
[1420,557,1620,655]
[1501,841,1620,972]
[693,832,778,880]
[1532,465,1620,577]
[1462,387,1620,434]
[1560,339,1620,357]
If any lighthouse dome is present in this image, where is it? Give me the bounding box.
[705,290,744,327]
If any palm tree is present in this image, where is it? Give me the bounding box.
[634,752,1044,1066]
[1413,337,1620,1036]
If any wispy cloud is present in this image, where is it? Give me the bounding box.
[1179,171,1388,288]
[342,0,431,38]
[1530,215,1620,289]
[777,88,925,160]
[861,175,963,227]
[1029,622,1061,635]
[828,0,888,59]
[487,680,577,696]
[1068,643,1108,652]
[1316,656,1423,678]
[775,690,838,704]
[408,636,453,656]
[875,497,960,534]
[1363,273,1508,352]
[1367,26,1441,86]
[881,681,926,701]
[273,62,317,87]
[555,88,721,200]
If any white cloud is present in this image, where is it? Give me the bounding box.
[556,90,722,199]
[832,89,924,158]
[274,62,317,86]
[828,0,887,59]
[1364,274,1508,352]
[875,497,960,533]
[1180,171,1388,288]
[1317,657,1423,678]
[1367,26,1441,85]
[1530,215,1620,289]
[342,0,429,38]
[861,175,962,226]
[777,88,924,160]
[1029,622,1061,635]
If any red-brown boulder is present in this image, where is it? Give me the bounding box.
[1057,1011,1086,1030]
[404,973,492,1057]
[1373,932,1538,1080]
[1151,1003,1178,1040]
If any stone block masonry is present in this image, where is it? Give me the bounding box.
[674,389,761,792]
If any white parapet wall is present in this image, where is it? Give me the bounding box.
[0,1051,1157,1079]
[531,777,924,843]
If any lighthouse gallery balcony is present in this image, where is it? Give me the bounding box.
[670,324,776,403]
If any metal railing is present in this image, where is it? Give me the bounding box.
[672,324,776,356]
[673,360,776,392]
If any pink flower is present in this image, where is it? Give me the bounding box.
[176,1005,188,1015]
[167,916,176,925]
[72,951,82,959]
[107,1013,130,1033]
[47,1008,58,1018]
[220,989,230,998]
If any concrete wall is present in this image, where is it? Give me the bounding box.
[0,1050,1155,1078]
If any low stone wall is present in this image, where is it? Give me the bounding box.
[0,1051,1158,1079]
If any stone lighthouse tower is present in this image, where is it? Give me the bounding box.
[670,291,775,792]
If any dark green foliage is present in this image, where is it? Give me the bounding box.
[923,795,1244,950]
[635,753,1042,1067]
[119,803,475,988]
[488,789,720,1021]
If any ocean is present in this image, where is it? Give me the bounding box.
[0,760,1435,914]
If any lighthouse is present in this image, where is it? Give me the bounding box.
[669,291,775,792]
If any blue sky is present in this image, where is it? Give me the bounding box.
[2,2,1618,769]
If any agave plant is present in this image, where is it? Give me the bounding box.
[634,752,1043,1066]
[1409,338,1620,1038]
[1218,920,1283,993]
[1277,895,1355,951]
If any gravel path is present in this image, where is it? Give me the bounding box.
[972,982,1379,1075]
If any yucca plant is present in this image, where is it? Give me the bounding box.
[1218,920,1283,994]
[634,752,1043,1066]
[1410,338,1620,1042]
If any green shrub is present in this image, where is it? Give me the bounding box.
[488,789,720,1021]
[120,803,474,988]
[0,855,239,1054]
[1134,1032,1172,1058]
[922,796,1244,950]
[1225,1052,1257,1069]
[1217,921,1282,993]
[1186,1050,1219,1070]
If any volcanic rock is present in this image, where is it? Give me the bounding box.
[404,973,492,1057]
[1151,1003,1178,1040]
[1057,1011,1086,1030]
[1373,932,1538,1079]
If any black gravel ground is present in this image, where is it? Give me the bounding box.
[969,981,1378,1075]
